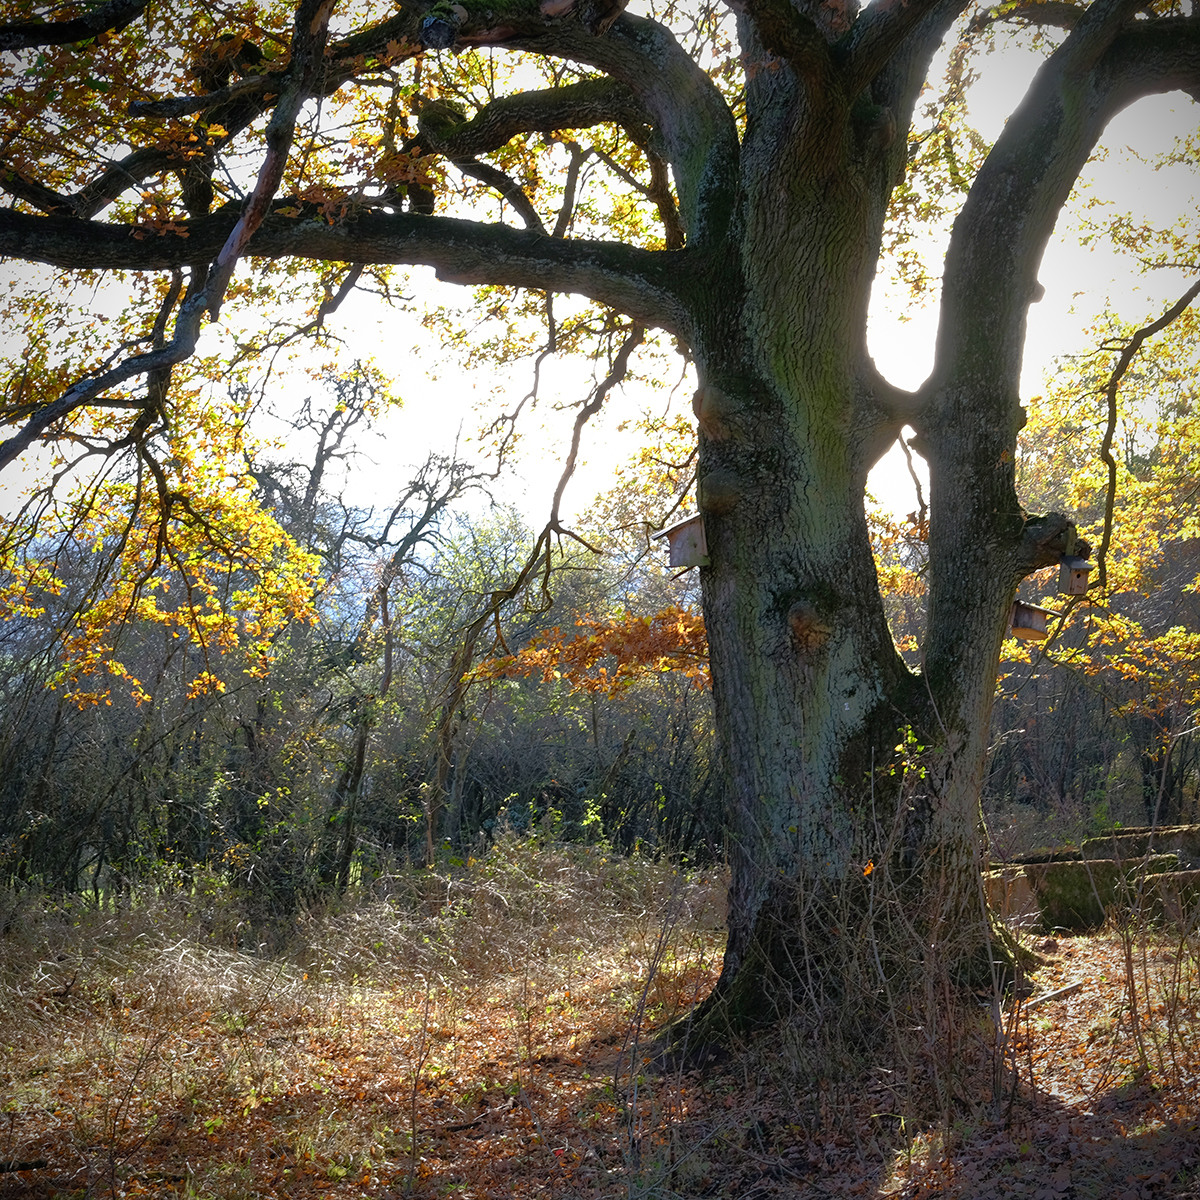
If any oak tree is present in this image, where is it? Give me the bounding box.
[2,0,1199,1033]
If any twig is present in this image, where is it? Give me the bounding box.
[1095,279,1200,590]
[1023,981,1084,1010]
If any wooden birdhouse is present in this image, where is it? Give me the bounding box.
[1010,601,1060,642]
[1058,554,1094,597]
[651,514,709,569]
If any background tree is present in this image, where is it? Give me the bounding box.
[990,296,1200,839]
[1,0,1198,1037]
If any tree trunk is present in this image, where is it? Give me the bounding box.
[5,0,1192,1059]
[683,29,1036,1034]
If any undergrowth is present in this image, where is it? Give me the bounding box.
[0,834,1197,1199]
[0,835,725,1198]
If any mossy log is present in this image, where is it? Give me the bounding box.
[1023,855,1179,932]
[1081,824,1200,869]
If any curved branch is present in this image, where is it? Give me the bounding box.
[933,11,1200,395]
[0,288,206,473]
[3,91,275,219]
[414,78,651,159]
[1095,278,1200,590]
[593,141,685,249]
[452,158,546,232]
[409,79,683,243]
[1,145,186,218]
[446,12,739,248]
[0,0,148,50]
[968,1,1086,33]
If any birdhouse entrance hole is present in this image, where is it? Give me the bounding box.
[1058,554,1095,597]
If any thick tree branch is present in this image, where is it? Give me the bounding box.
[919,5,1200,727]
[0,206,689,334]
[934,11,1200,395]
[843,0,964,95]
[0,0,336,472]
[0,146,184,219]
[856,361,927,475]
[129,75,274,120]
[969,0,1086,33]
[413,78,651,160]
[1015,512,1084,576]
[328,11,423,60]
[727,0,838,88]
[435,12,739,248]
[2,90,276,219]
[205,0,335,318]
[0,287,206,472]
[0,0,148,50]
[0,168,74,216]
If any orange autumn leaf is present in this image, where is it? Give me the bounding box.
[475,605,709,695]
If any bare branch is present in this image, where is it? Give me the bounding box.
[453,159,547,233]
[548,322,645,541]
[552,141,589,238]
[1095,278,1200,589]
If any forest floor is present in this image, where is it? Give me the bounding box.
[1,844,1198,1200]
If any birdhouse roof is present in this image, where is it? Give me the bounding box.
[651,513,703,541]
[1013,601,1063,619]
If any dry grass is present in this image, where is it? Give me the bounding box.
[0,837,725,1199]
[1,839,1198,1200]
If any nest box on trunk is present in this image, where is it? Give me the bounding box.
[1010,601,1061,642]
[1058,554,1095,596]
[651,514,708,569]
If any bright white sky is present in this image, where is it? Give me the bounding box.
[287,30,1199,530]
[1,21,1197,535]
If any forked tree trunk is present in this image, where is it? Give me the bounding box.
[681,22,1064,1031]
[5,0,1188,1050]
